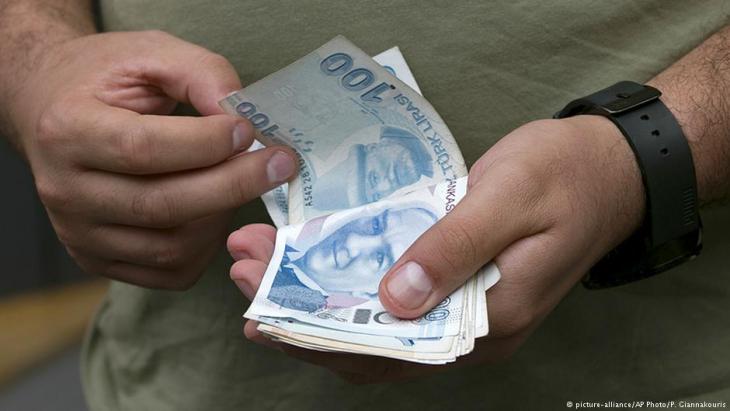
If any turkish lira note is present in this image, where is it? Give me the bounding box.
[257,46,426,228]
[220,36,467,225]
[245,177,468,338]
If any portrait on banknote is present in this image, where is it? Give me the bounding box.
[266,201,437,313]
[310,125,435,211]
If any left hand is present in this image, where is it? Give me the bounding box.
[228,115,646,383]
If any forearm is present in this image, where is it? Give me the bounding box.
[0,0,96,147]
[648,25,730,204]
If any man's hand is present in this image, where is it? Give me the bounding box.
[227,115,645,381]
[8,30,297,289]
[377,115,644,327]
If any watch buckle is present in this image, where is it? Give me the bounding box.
[603,84,661,114]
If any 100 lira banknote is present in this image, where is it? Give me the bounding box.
[221,36,467,224]
[256,45,428,228]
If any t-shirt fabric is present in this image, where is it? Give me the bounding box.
[84,1,730,410]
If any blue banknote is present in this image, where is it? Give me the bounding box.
[220,36,467,224]
[245,177,469,339]
[256,46,427,228]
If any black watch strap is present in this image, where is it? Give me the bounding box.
[554,81,702,288]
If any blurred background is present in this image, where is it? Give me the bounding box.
[0,138,106,411]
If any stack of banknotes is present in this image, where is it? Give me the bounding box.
[220,36,500,364]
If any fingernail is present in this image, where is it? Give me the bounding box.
[386,261,432,310]
[267,151,296,183]
[232,123,251,152]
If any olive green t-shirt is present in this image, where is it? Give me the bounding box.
[85,1,730,410]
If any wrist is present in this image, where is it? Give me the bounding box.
[560,115,646,249]
[646,77,726,205]
[645,26,730,204]
[555,81,703,287]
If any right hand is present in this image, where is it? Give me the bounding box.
[9,30,297,289]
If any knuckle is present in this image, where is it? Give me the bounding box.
[35,177,69,209]
[74,257,103,276]
[467,156,490,186]
[492,160,548,220]
[66,247,107,277]
[53,223,77,248]
[430,218,481,276]
[199,51,233,71]
[131,188,179,227]
[228,172,259,206]
[35,102,70,147]
[150,243,186,268]
[115,123,156,171]
[64,246,82,263]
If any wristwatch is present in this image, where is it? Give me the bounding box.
[554,81,702,288]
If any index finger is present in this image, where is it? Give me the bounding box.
[79,144,297,227]
[69,102,255,174]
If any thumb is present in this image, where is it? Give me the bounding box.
[137,31,242,115]
[378,177,543,319]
